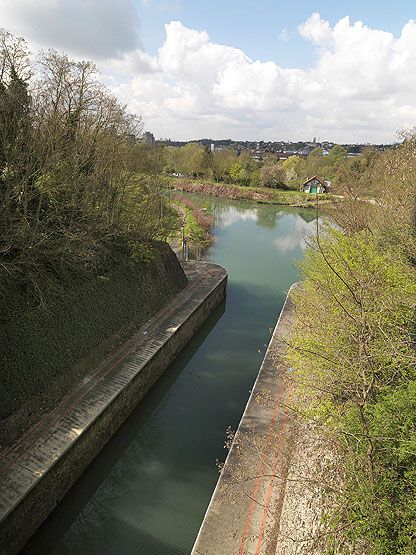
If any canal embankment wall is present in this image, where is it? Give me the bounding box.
[0,261,227,555]
[0,241,187,445]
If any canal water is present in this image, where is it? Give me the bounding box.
[25,195,316,555]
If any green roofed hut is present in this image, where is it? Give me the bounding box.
[301,175,330,194]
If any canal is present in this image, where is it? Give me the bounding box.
[25,195,316,555]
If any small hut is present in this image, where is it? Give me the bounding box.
[301,176,330,194]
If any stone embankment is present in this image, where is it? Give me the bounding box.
[192,285,328,555]
[0,261,227,555]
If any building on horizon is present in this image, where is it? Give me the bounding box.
[142,131,155,147]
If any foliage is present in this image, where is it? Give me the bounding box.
[174,195,214,255]
[282,155,305,185]
[0,29,180,302]
[0,242,187,436]
[165,144,261,186]
[260,159,286,188]
[287,137,416,554]
[165,141,355,191]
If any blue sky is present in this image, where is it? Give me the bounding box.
[2,0,416,142]
[137,0,416,67]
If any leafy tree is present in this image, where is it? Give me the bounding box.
[181,143,206,177]
[327,144,347,164]
[212,148,237,182]
[0,30,180,299]
[302,147,325,179]
[200,145,214,179]
[260,160,285,188]
[287,136,416,554]
[229,162,244,183]
[282,155,305,187]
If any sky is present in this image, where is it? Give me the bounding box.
[1,0,416,143]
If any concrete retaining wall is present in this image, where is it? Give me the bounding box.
[0,262,227,554]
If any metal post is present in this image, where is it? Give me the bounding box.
[181,225,184,262]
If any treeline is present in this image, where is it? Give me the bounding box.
[162,142,358,190]
[0,29,178,305]
[287,136,416,553]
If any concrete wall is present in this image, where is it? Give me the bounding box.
[0,262,227,555]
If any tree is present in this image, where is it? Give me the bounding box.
[260,161,285,188]
[229,162,244,183]
[327,144,347,164]
[282,155,305,187]
[0,32,180,299]
[212,148,237,182]
[303,147,325,179]
[0,29,34,264]
[200,145,214,179]
[286,136,416,553]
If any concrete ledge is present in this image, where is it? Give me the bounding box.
[0,261,227,555]
[192,285,296,555]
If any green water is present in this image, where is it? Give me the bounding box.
[26,195,316,555]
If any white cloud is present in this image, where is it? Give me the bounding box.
[109,16,416,141]
[273,215,316,254]
[0,0,141,58]
[215,207,258,228]
[278,28,293,42]
[1,4,416,142]
[299,12,333,47]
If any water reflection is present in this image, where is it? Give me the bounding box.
[273,214,317,254]
[212,205,257,227]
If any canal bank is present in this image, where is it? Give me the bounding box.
[0,261,227,555]
[192,285,296,555]
[169,180,329,208]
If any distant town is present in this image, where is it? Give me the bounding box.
[142,132,393,160]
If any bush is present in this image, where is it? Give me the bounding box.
[287,136,416,553]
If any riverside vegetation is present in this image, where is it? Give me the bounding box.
[163,139,350,190]
[0,30,188,440]
[169,179,320,207]
[173,195,214,258]
[286,136,416,554]
[161,139,351,207]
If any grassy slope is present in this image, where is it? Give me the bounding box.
[0,242,187,444]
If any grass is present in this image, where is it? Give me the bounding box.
[173,196,214,257]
